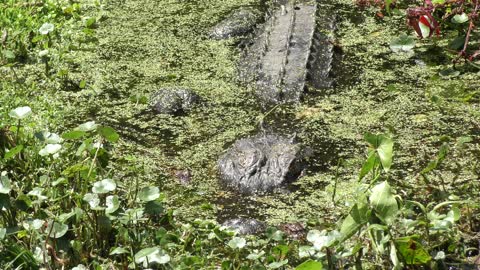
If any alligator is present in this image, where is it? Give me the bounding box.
[238,0,336,105]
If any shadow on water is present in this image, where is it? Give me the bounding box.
[215,194,266,223]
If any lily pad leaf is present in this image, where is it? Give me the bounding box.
[390,34,416,53]
[134,247,170,266]
[138,186,160,202]
[39,144,62,156]
[39,23,54,35]
[46,221,68,238]
[83,193,100,208]
[439,68,460,78]
[3,50,15,59]
[0,173,12,194]
[228,237,247,249]
[76,121,98,132]
[9,106,32,120]
[92,179,116,194]
[268,260,289,269]
[105,195,120,214]
[452,13,469,24]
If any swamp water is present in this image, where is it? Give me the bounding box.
[37,0,480,226]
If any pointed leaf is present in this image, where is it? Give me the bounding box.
[296,260,323,270]
[369,181,398,224]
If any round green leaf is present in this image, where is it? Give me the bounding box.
[46,221,68,238]
[390,34,415,53]
[228,237,246,249]
[39,23,54,35]
[44,132,63,144]
[39,144,62,156]
[138,186,160,202]
[105,195,120,214]
[83,193,100,208]
[76,121,98,132]
[439,68,460,78]
[452,13,469,24]
[0,173,12,194]
[92,179,116,194]
[38,49,49,57]
[134,247,170,265]
[3,50,15,59]
[268,260,289,269]
[9,106,32,120]
[98,126,119,143]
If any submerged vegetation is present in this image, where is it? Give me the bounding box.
[0,0,480,269]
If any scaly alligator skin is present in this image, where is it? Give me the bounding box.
[238,0,335,105]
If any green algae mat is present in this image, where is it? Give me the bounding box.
[1,0,480,268]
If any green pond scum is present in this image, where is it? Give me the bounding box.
[2,0,480,224]
[1,0,480,267]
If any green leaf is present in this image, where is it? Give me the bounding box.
[307,230,341,250]
[3,50,15,59]
[452,13,469,24]
[79,80,87,89]
[9,106,32,120]
[4,145,23,160]
[390,34,416,53]
[92,179,116,194]
[0,173,12,194]
[134,247,170,265]
[369,181,398,224]
[421,143,448,174]
[105,195,120,214]
[395,237,432,264]
[83,193,100,208]
[98,126,119,143]
[46,221,68,238]
[39,23,54,35]
[138,186,160,202]
[364,133,393,172]
[62,130,86,140]
[110,247,129,255]
[76,121,98,132]
[268,260,288,269]
[296,260,323,270]
[0,194,11,209]
[340,195,370,242]
[439,68,460,79]
[39,144,62,156]
[359,150,377,181]
[144,200,164,216]
[0,228,6,240]
[448,35,466,51]
[228,237,247,249]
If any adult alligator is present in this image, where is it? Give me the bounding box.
[238,0,335,105]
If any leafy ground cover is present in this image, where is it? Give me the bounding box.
[1,0,480,269]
